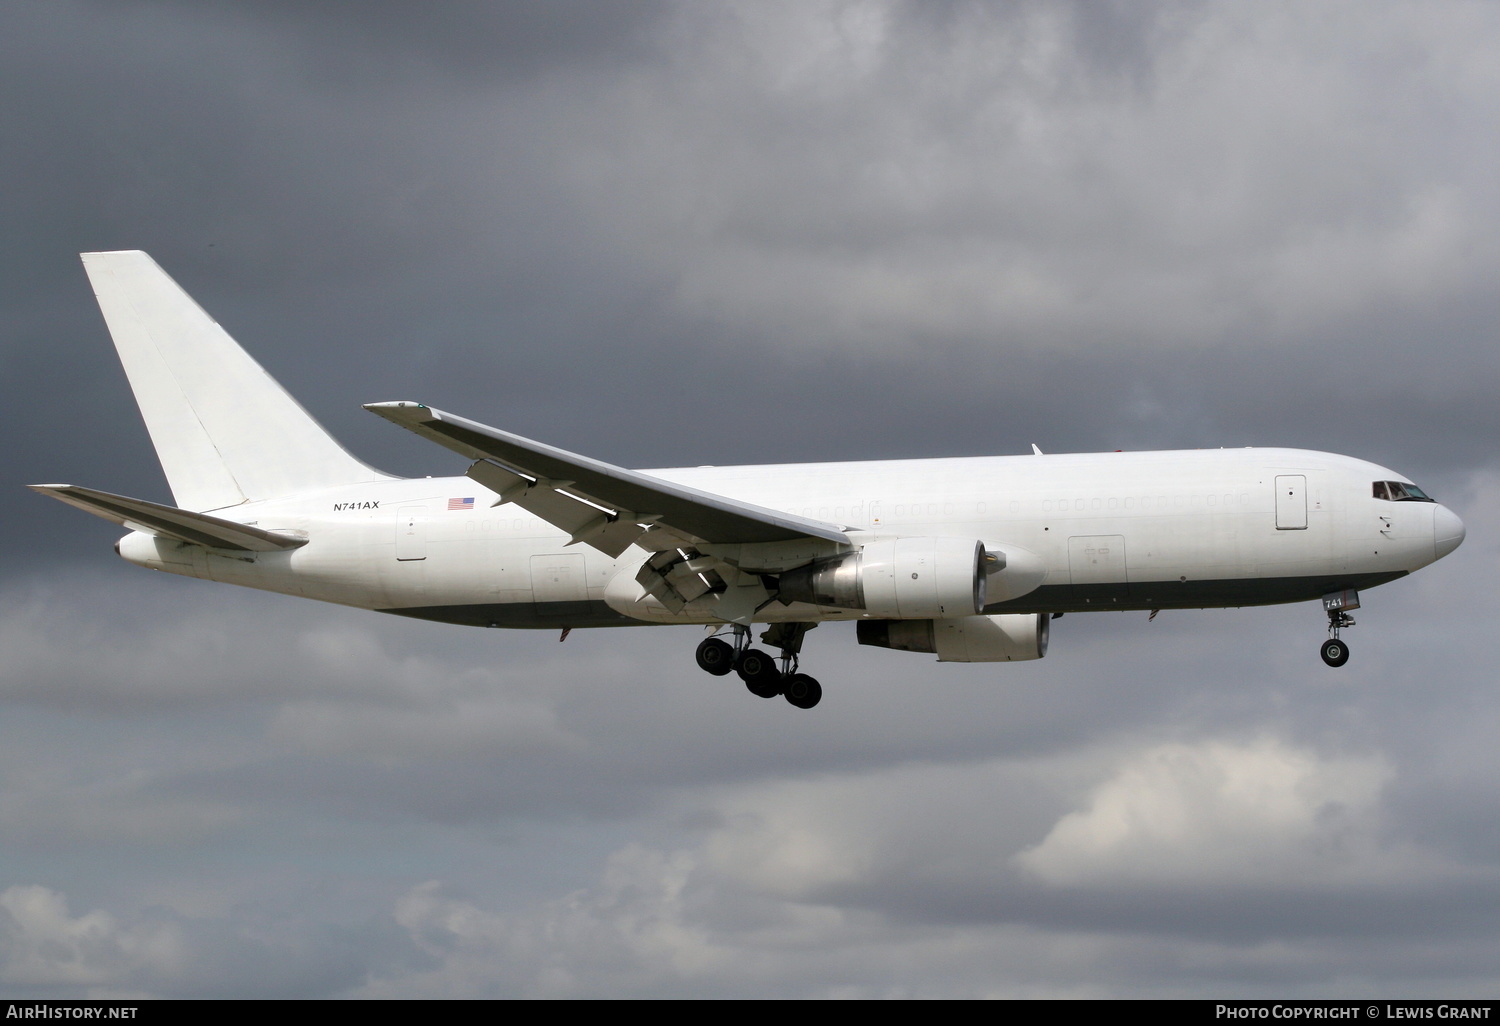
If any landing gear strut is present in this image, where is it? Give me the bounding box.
[1320,589,1358,667]
[693,622,822,709]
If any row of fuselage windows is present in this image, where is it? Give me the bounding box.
[785,492,1256,521]
[410,483,1433,536]
[1037,493,1251,513]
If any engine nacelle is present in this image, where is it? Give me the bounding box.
[856,613,1050,662]
[778,537,986,619]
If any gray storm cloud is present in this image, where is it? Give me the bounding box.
[4,0,1499,997]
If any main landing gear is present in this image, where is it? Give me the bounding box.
[1319,589,1358,667]
[694,623,822,709]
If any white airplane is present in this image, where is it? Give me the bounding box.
[33,252,1466,710]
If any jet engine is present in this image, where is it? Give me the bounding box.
[856,613,1050,662]
[777,537,987,619]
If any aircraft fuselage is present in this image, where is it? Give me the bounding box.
[116,446,1461,630]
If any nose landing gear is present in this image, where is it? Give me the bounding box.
[693,622,821,708]
[1320,589,1358,667]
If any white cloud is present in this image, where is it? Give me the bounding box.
[0,886,181,995]
[364,850,750,998]
[362,853,1018,998]
[356,735,1497,996]
[1014,737,1428,887]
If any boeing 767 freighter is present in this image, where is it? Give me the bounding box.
[32,252,1466,709]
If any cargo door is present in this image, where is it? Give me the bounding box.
[531,553,588,604]
[1069,535,1128,586]
[1068,535,1127,606]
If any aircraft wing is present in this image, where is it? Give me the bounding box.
[29,484,307,552]
[364,401,849,557]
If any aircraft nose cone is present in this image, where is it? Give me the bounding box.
[1434,504,1466,560]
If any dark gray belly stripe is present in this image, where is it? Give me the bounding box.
[378,600,642,629]
[983,570,1408,614]
[379,571,1409,628]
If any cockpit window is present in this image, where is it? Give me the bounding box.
[1373,480,1434,502]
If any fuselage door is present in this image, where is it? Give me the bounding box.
[1068,534,1128,605]
[531,553,588,604]
[396,506,428,560]
[1069,535,1128,588]
[1275,475,1307,530]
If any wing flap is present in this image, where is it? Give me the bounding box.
[365,402,849,552]
[464,459,648,558]
[29,484,307,552]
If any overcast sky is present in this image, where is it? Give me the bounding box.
[4,0,1500,998]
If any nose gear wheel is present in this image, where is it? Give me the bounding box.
[1320,637,1350,667]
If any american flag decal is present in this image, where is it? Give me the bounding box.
[448,497,475,510]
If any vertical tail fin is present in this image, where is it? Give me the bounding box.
[81,251,388,511]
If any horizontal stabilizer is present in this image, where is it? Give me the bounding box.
[29,484,307,552]
[363,401,849,550]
